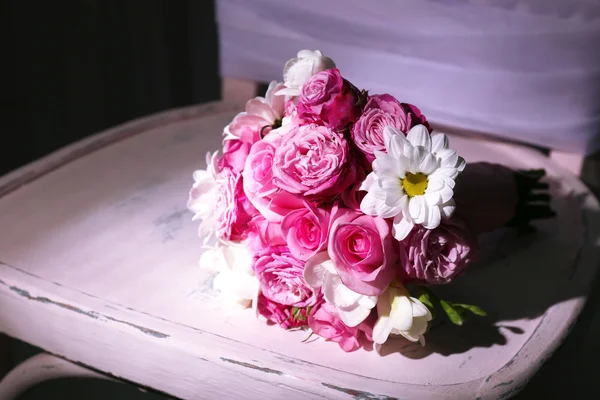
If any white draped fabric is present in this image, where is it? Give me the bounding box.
[216,0,600,154]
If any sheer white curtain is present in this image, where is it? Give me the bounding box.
[217,0,600,154]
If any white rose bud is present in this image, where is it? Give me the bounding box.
[277,49,336,96]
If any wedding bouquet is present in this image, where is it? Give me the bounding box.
[188,50,552,352]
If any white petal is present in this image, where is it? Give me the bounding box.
[323,275,363,308]
[407,146,428,174]
[437,149,459,169]
[275,87,301,96]
[383,126,408,156]
[406,125,431,151]
[359,172,377,191]
[373,295,394,344]
[408,196,426,222]
[338,304,372,327]
[390,296,414,331]
[393,216,414,240]
[426,175,445,193]
[419,153,438,175]
[439,185,454,203]
[373,151,400,178]
[431,133,449,153]
[441,199,456,218]
[422,205,441,229]
[359,295,378,309]
[303,252,331,288]
[411,298,433,320]
[456,156,466,172]
[423,190,441,206]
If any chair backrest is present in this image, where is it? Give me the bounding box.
[216,0,600,156]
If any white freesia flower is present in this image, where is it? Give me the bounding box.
[373,283,432,346]
[360,125,465,240]
[303,252,377,327]
[187,151,220,244]
[200,242,258,308]
[277,49,336,96]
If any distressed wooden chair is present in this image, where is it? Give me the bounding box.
[1,1,600,399]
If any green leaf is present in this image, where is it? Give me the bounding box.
[416,288,436,319]
[291,307,301,319]
[440,300,464,326]
[454,303,487,317]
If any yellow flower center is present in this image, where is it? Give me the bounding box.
[402,173,428,197]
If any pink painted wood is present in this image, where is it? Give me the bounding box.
[0,102,599,399]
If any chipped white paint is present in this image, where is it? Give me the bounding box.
[0,102,599,399]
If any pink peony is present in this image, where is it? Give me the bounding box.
[256,293,309,330]
[242,137,304,222]
[246,215,287,252]
[215,168,257,241]
[281,203,331,261]
[219,139,251,173]
[253,246,317,308]
[272,124,356,199]
[398,217,478,285]
[308,299,373,352]
[296,68,362,131]
[328,207,396,296]
[351,94,430,161]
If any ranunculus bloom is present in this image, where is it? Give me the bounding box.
[281,203,331,261]
[256,293,308,330]
[296,68,362,131]
[398,217,478,285]
[272,124,356,199]
[328,207,396,296]
[253,246,317,308]
[242,137,303,221]
[351,94,430,161]
[308,298,373,352]
[219,139,251,173]
[245,215,287,252]
[215,168,258,241]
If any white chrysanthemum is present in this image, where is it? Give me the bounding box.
[187,151,220,244]
[360,125,465,240]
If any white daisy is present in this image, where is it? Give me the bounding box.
[187,151,220,244]
[360,125,465,240]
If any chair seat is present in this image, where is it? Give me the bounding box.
[1,102,599,399]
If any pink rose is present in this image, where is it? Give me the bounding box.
[340,167,367,211]
[242,138,303,221]
[398,217,478,285]
[308,299,373,352]
[272,124,356,199]
[257,293,308,330]
[351,94,430,161]
[328,207,396,296]
[253,246,317,307]
[219,139,251,173]
[296,68,362,131]
[215,168,257,241]
[281,203,331,261]
[246,215,287,252]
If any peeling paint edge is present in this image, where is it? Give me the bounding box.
[0,280,169,339]
[220,357,283,376]
[321,382,399,400]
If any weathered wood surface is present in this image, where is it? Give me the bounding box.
[0,102,599,399]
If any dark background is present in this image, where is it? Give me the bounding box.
[0,0,221,176]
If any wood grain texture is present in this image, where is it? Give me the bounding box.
[0,102,599,399]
